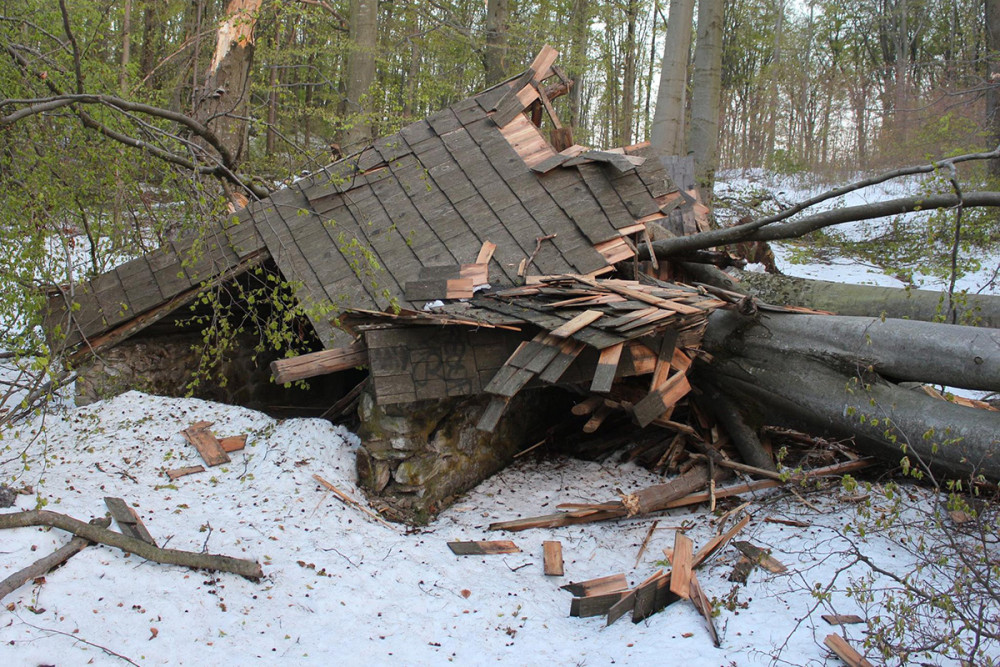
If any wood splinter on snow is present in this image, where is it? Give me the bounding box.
[542,541,564,576]
[824,633,874,667]
[312,474,394,528]
[447,540,520,555]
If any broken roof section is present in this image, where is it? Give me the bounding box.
[46,46,696,354]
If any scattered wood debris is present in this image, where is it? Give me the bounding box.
[180,421,230,467]
[447,540,521,556]
[166,465,205,481]
[104,497,157,547]
[543,541,564,576]
[732,541,787,574]
[824,633,874,667]
[822,614,865,626]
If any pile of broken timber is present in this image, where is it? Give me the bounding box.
[471,274,725,431]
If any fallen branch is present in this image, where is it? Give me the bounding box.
[648,191,1000,257]
[0,510,263,580]
[0,516,111,602]
[489,459,871,531]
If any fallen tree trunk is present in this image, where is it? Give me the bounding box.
[684,263,1000,329]
[701,309,1000,482]
[0,510,263,580]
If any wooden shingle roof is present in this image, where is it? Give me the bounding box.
[46,47,692,355]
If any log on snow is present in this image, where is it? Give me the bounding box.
[0,516,111,602]
[0,510,263,580]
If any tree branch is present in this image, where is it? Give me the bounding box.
[648,191,1000,257]
[0,510,263,580]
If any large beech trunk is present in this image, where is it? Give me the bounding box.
[690,265,1000,329]
[700,309,1000,482]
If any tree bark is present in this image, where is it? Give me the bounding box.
[650,0,695,155]
[689,0,724,195]
[192,0,263,170]
[483,0,510,86]
[700,268,1000,329]
[0,510,264,580]
[339,0,378,151]
[701,309,1000,482]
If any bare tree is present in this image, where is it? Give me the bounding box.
[339,0,379,151]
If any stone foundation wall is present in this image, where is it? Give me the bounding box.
[356,388,570,522]
[75,332,326,412]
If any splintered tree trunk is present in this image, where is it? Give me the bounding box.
[650,0,695,155]
[701,309,1000,482]
[192,0,262,170]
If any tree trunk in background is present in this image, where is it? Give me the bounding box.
[762,0,784,164]
[650,0,695,155]
[483,0,511,86]
[139,1,161,84]
[567,0,590,131]
[120,0,132,95]
[339,0,378,151]
[689,0,725,196]
[618,0,638,145]
[987,0,1000,175]
[191,0,261,169]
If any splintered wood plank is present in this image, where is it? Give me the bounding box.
[560,573,628,597]
[632,372,692,427]
[569,592,629,617]
[447,540,521,556]
[166,465,205,481]
[689,572,720,647]
[733,541,788,573]
[543,541,564,576]
[181,421,230,467]
[103,497,157,546]
[631,571,674,623]
[477,396,510,433]
[822,614,865,626]
[219,435,247,453]
[692,514,750,568]
[594,237,636,265]
[606,590,637,626]
[476,241,498,265]
[668,532,694,599]
[538,338,586,383]
[404,278,475,301]
[591,343,623,393]
[651,330,680,389]
[270,340,369,384]
[529,44,559,81]
[549,309,603,338]
[824,634,874,667]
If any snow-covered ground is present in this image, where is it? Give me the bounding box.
[1,392,995,666]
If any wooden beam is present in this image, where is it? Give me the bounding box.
[270,339,368,384]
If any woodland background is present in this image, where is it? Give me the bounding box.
[2,0,1000,394]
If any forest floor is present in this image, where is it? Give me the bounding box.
[0,171,997,666]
